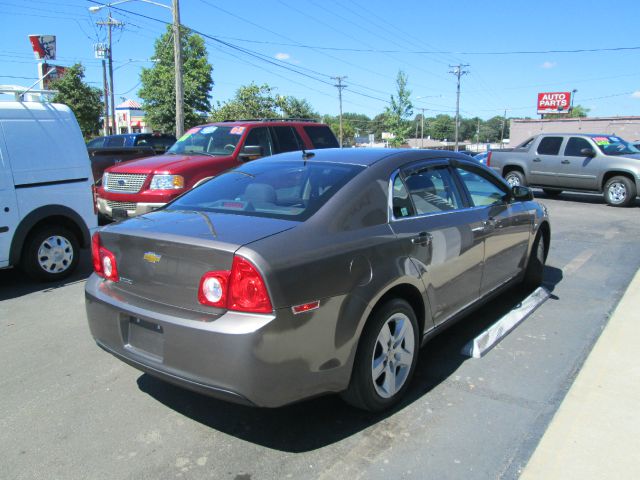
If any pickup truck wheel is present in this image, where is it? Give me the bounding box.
[20,226,80,282]
[542,189,562,197]
[505,170,526,187]
[604,176,636,207]
[341,299,419,412]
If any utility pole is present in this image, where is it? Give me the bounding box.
[476,117,480,152]
[97,14,123,134]
[419,107,426,149]
[449,64,469,152]
[500,109,507,148]
[101,59,109,135]
[172,0,184,138]
[331,76,347,147]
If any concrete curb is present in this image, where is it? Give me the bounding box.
[520,269,640,479]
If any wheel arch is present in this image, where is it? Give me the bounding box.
[9,205,91,266]
[503,164,525,177]
[601,170,638,192]
[367,282,428,339]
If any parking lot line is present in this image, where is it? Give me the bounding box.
[461,287,550,358]
[562,249,595,276]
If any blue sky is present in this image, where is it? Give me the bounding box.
[1,0,639,122]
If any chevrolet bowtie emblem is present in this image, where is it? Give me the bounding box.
[143,252,162,264]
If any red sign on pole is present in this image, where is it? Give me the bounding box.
[537,92,572,114]
[28,34,56,60]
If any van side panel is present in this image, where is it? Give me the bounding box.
[1,103,90,186]
[0,127,18,267]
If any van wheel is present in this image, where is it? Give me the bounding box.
[341,299,419,411]
[505,170,526,187]
[21,226,79,282]
[604,176,636,207]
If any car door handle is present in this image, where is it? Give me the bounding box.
[532,157,541,162]
[483,218,498,230]
[561,159,570,164]
[411,232,432,247]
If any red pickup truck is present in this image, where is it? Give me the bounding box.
[96,119,339,220]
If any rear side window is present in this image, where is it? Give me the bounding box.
[168,160,364,221]
[564,137,592,156]
[105,136,126,147]
[537,137,563,155]
[304,126,339,149]
[271,126,301,153]
[403,166,462,214]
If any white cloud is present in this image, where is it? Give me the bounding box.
[275,53,290,61]
[541,61,557,69]
[632,91,640,99]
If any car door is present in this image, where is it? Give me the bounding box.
[528,136,565,186]
[558,136,600,189]
[0,127,19,268]
[453,164,533,295]
[389,160,485,326]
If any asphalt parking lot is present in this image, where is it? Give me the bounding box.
[2,191,639,480]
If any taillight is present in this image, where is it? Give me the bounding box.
[91,232,119,282]
[486,151,492,167]
[198,255,273,313]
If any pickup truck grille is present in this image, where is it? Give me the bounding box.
[104,173,147,193]
[105,200,137,211]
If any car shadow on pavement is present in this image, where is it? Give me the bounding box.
[137,265,564,453]
[534,190,640,207]
[0,250,92,301]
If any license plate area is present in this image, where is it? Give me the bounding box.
[125,316,164,361]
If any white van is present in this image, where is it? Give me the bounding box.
[0,101,97,281]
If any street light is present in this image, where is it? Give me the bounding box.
[90,0,184,137]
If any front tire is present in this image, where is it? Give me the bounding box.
[604,176,636,207]
[20,226,80,282]
[505,170,526,188]
[342,299,419,411]
[523,231,546,290]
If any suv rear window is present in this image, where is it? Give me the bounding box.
[537,137,563,155]
[105,136,126,147]
[304,126,339,148]
[167,160,364,221]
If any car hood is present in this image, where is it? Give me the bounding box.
[104,153,233,174]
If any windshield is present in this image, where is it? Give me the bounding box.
[167,125,244,156]
[166,160,365,221]
[592,136,640,156]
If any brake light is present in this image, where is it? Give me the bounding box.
[198,255,273,313]
[91,232,119,282]
[487,151,492,167]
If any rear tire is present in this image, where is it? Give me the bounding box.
[20,226,80,282]
[341,299,419,412]
[523,231,545,290]
[504,170,526,188]
[603,176,636,207]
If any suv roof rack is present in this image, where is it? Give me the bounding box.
[0,85,57,102]
[220,118,319,123]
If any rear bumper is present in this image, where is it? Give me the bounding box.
[96,197,164,219]
[84,275,360,407]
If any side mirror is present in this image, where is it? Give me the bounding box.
[580,147,596,157]
[511,186,534,202]
[239,145,263,161]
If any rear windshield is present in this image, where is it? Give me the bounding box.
[167,125,243,156]
[167,160,365,221]
[592,136,640,156]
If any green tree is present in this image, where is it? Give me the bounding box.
[428,114,455,141]
[210,83,318,121]
[49,63,102,139]
[545,104,590,119]
[139,26,213,133]
[384,70,413,146]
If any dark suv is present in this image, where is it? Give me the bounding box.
[87,133,176,154]
[96,119,339,219]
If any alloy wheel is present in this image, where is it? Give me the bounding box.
[371,312,416,398]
